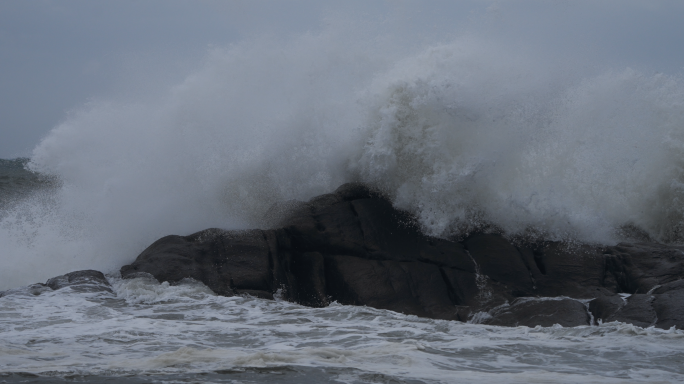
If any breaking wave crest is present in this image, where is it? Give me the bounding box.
[355,43,684,243]
[2,29,684,288]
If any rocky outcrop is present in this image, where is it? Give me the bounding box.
[0,270,113,297]
[119,183,684,329]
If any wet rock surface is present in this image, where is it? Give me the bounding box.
[483,297,591,327]
[0,270,113,297]
[112,183,681,328]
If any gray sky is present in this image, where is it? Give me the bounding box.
[1,0,683,158]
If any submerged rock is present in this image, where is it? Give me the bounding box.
[0,270,113,297]
[118,183,684,329]
[46,270,113,293]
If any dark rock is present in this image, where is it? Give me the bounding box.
[531,243,610,298]
[652,279,684,294]
[464,234,534,297]
[0,270,112,297]
[324,255,459,320]
[590,282,684,329]
[287,200,366,257]
[46,270,113,293]
[483,297,591,327]
[0,283,52,298]
[118,182,684,329]
[588,294,624,323]
[604,243,684,294]
[121,229,274,298]
[652,281,684,329]
[289,251,327,307]
[333,182,377,201]
[440,267,481,307]
[609,294,657,327]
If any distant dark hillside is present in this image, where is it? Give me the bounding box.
[0,158,55,212]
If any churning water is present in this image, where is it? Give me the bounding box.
[1,276,683,383]
[2,9,684,382]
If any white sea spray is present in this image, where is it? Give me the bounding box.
[0,6,683,291]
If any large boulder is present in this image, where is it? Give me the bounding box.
[119,183,684,329]
[120,229,275,298]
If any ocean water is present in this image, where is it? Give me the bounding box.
[1,275,683,383]
[3,13,684,382]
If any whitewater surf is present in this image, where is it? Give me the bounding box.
[2,6,684,383]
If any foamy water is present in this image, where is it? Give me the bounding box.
[1,276,682,383]
[1,7,684,382]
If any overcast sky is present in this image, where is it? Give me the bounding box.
[1,0,683,158]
